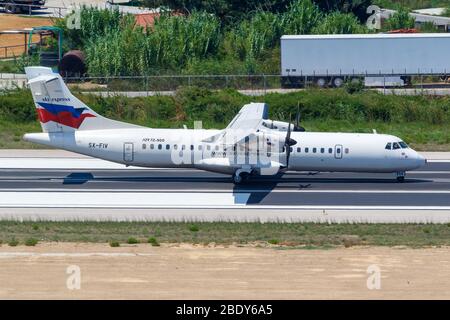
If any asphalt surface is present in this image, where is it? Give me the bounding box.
[1,161,449,207]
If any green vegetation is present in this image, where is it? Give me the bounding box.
[0,221,449,247]
[127,237,139,244]
[53,2,374,77]
[189,224,200,232]
[24,238,38,246]
[148,237,160,246]
[109,240,120,247]
[374,0,450,10]
[143,0,372,24]
[383,7,416,30]
[8,238,19,247]
[0,87,449,150]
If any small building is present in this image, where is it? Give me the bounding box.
[381,8,450,32]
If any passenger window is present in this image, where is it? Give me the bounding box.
[313,148,317,153]
[190,145,194,151]
[320,148,324,153]
[337,148,341,154]
[393,142,400,150]
[198,145,202,151]
[290,147,293,152]
[207,145,211,151]
[142,144,146,150]
[297,147,301,153]
[215,145,219,151]
[174,144,178,150]
[150,144,154,150]
[305,147,309,153]
[345,148,349,154]
[166,144,170,150]
[385,143,391,150]
[158,144,162,150]
[328,148,332,154]
[182,145,186,150]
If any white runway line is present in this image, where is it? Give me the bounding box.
[0,191,250,207]
[0,157,448,170]
[0,188,450,194]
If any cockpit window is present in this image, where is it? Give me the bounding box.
[399,141,408,149]
[392,142,400,150]
[385,143,391,150]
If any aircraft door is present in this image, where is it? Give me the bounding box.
[334,144,343,159]
[123,142,134,162]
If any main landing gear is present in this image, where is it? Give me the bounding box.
[232,169,251,185]
[396,171,406,182]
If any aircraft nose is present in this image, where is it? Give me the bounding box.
[416,153,426,167]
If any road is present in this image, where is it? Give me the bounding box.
[0,150,449,222]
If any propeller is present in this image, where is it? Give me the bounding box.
[284,114,297,169]
[294,102,306,132]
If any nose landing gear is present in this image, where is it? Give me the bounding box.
[396,171,405,182]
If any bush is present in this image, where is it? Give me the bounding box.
[109,240,120,247]
[312,12,367,34]
[383,8,415,31]
[25,238,38,246]
[8,238,19,247]
[189,224,200,232]
[127,237,139,244]
[148,237,160,246]
[268,239,279,245]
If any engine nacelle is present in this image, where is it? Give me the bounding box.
[261,120,292,132]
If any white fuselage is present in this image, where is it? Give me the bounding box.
[24,128,426,175]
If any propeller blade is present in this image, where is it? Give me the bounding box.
[285,114,292,168]
[296,102,300,128]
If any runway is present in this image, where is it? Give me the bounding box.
[0,150,449,222]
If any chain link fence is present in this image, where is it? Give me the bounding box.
[61,73,450,96]
[1,73,450,94]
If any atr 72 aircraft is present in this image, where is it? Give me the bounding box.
[23,67,426,184]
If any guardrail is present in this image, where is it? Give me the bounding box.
[0,2,67,17]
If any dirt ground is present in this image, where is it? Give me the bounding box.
[0,14,54,58]
[0,243,449,299]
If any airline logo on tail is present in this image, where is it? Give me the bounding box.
[36,102,96,129]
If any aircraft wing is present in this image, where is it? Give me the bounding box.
[219,103,268,146]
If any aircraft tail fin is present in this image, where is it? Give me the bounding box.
[25,67,140,133]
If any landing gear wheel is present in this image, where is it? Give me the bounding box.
[316,78,327,88]
[5,4,17,14]
[333,77,344,88]
[232,171,249,185]
[396,171,406,182]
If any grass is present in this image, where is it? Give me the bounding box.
[0,221,449,248]
[0,60,18,73]
[0,87,449,150]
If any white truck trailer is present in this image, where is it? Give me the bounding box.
[280,33,450,88]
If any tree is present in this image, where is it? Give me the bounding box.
[314,0,373,22]
[383,8,415,31]
[142,0,374,23]
[142,0,291,23]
